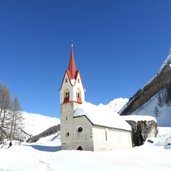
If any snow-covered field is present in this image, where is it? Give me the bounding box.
[0,101,171,171]
[0,127,171,171]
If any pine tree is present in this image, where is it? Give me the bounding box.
[154,106,160,117]
[158,94,163,107]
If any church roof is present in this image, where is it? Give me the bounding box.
[74,102,131,131]
[67,47,78,80]
[59,46,83,90]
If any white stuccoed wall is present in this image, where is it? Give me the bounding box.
[72,73,85,102]
[92,126,132,151]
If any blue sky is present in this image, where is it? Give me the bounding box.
[0,0,171,117]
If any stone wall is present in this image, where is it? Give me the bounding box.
[126,120,158,146]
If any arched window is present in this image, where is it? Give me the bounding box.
[77,146,83,150]
[76,88,82,103]
[64,89,70,103]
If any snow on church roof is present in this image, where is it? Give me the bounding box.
[122,115,157,122]
[74,102,131,131]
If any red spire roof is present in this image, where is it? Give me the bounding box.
[67,46,77,80]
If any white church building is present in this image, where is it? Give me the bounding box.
[60,47,132,151]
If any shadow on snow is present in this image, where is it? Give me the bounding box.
[25,144,62,152]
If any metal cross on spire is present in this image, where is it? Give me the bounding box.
[71,40,74,48]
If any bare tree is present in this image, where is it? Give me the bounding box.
[0,82,4,119]
[9,97,24,141]
[0,86,11,141]
[0,82,23,143]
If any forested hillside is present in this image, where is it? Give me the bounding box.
[120,50,171,126]
[120,64,171,116]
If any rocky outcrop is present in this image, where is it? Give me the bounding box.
[125,120,158,146]
[26,125,60,143]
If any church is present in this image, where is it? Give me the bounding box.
[59,47,132,151]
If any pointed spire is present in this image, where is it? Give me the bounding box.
[67,44,77,79]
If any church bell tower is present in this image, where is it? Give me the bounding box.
[59,45,85,148]
[60,45,85,105]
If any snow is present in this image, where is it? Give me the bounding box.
[23,111,60,136]
[122,115,157,122]
[159,49,171,71]
[35,132,61,146]
[0,99,170,170]
[154,127,171,147]
[0,127,171,171]
[74,102,131,131]
[131,89,171,126]
[0,107,171,170]
[70,79,76,85]
[107,98,129,113]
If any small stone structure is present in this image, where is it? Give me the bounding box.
[122,115,158,146]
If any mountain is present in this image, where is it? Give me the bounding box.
[160,48,171,71]
[120,49,171,126]
[107,98,129,113]
[26,125,60,143]
[22,111,60,136]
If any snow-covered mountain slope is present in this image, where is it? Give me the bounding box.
[120,49,171,127]
[22,111,60,136]
[107,98,129,113]
[159,49,171,71]
[26,125,60,144]
[0,127,170,171]
[131,89,171,126]
[31,131,61,146]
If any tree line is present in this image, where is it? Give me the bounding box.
[0,82,24,144]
